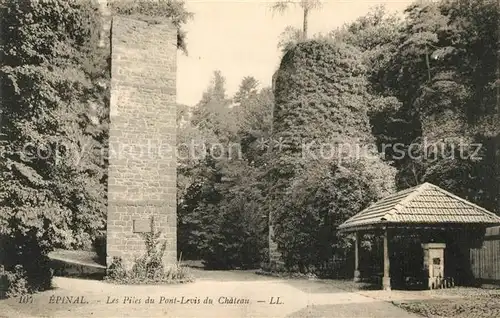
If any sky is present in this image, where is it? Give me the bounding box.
[176,0,414,106]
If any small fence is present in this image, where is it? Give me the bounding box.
[470,226,500,282]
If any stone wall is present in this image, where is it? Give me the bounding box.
[106,15,177,269]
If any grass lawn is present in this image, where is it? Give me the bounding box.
[395,287,500,317]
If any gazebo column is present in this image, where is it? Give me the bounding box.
[354,231,361,282]
[382,227,391,291]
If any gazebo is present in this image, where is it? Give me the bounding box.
[338,182,500,290]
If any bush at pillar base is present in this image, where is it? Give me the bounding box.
[105,218,193,284]
[106,257,193,284]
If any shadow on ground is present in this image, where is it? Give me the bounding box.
[284,279,380,294]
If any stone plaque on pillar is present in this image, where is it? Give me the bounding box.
[133,219,152,233]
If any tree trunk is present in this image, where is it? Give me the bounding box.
[303,7,308,40]
[425,46,431,81]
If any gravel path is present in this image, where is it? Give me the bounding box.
[0,273,429,318]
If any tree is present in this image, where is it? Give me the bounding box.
[191,70,234,138]
[330,5,419,176]
[176,103,191,127]
[230,76,275,165]
[336,0,500,215]
[233,87,274,166]
[273,159,393,272]
[0,0,108,294]
[177,74,272,267]
[271,0,323,40]
[233,76,259,104]
[387,0,499,212]
[277,26,303,54]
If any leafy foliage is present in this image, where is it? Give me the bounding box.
[338,1,500,213]
[270,0,323,39]
[0,0,108,294]
[132,218,168,280]
[176,40,398,273]
[105,257,127,281]
[177,73,271,269]
[266,38,397,273]
[108,0,193,54]
[106,218,193,284]
[273,40,373,153]
[277,26,303,54]
[92,234,107,265]
[272,159,393,273]
[2,265,30,298]
[175,0,499,278]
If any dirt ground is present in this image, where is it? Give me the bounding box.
[395,287,500,318]
[0,270,457,318]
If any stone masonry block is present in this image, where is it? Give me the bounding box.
[106,15,177,271]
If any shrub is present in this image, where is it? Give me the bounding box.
[1,236,53,293]
[259,262,271,273]
[193,165,268,270]
[92,234,106,265]
[106,256,194,285]
[272,159,394,274]
[106,257,127,281]
[0,0,107,297]
[3,265,29,298]
[164,258,192,281]
[105,218,194,284]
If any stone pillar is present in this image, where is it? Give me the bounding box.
[382,228,391,291]
[106,16,177,270]
[422,243,446,289]
[269,224,283,270]
[354,232,361,282]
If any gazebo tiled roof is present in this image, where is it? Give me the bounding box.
[338,182,500,232]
